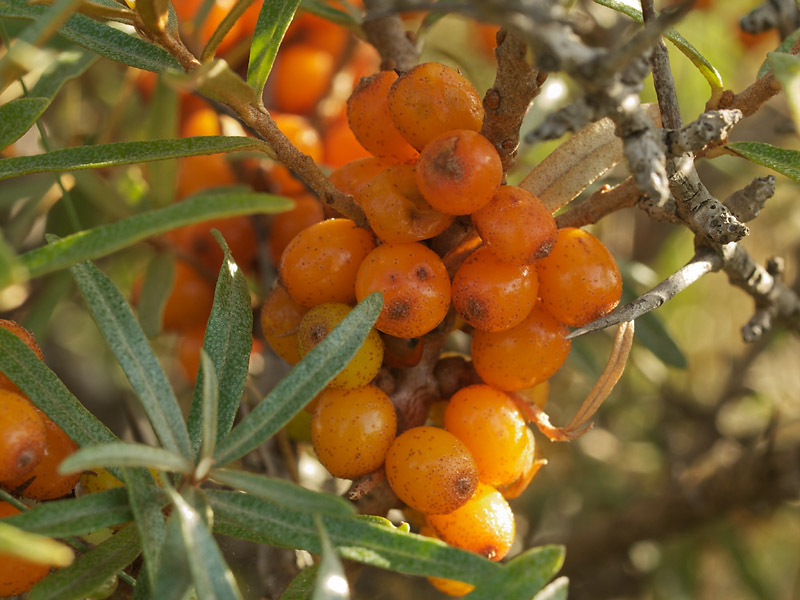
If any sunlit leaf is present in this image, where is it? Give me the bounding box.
[727,142,800,183]
[247,0,301,100]
[59,442,194,475]
[137,254,175,339]
[465,546,565,600]
[312,515,350,600]
[0,523,73,566]
[281,564,319,600]
[767,52,800,133]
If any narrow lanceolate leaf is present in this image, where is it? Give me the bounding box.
[208,490,501,584]
[2,488,134,537]
[198,350,219,462]
[0,0,179,72]
[767,52,800,133]
[298,0,356,26]
[187,233,254,457]
[59,442,194,475]
[0,327,118,447]
[70,260,193,460]
[27,49,97,99]
[465,546,565,600]
[21,192,292,277]
[312,515,350,600]
[123,467,167,588]
[209,468,354,517]
[0,136,269,181]
[201,0,257,61]
[152,512,193,600]
[145,75,179,208]
[727,142,800,183]
[0,523,73,566]
[138,254,175,338]
[247,0,302,100]
[532,577,569,600]
[213,292,383,466]
[0,233,25,291]
[592,0,723,95]
[168,489,243,600]
[281,565,319,600]
[0,98,49,152]
[28,524,142,600]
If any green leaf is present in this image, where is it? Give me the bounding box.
[187,231,254,457]
[281,565,319,600]
[0,0,180,72]
[27,48,96,98]
[298,0,357,26]
[2,488,135,537]
[177,58,257,107]
[123,467,167,588]
[152,511,193,600]
[137,0,169,34]
[0,523,73,566]
[137,254,175,338]
[726,142,800,183]
[208,468,354,517]
[201,0,257,61]
[168,488,244,600]
[247,0,301,101]
[757,28,800,78]
[70,260,193,460]
[312,515,350,600]
[28,524,142,600]
[198,350,219,462]
[0,98,49,152]
[592,0,723,94]
[0,136,268,181]
[532,577,569,600]
[767,51,800,133]
[21,191,292,277]
[0,232,25,291]
[0,327,118,447]
[212,292,383,465]
[208,490,500,584]
[59,442,194,475]
[465,546,565,600]
[144,74,180,207]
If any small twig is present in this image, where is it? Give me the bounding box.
[362,0,419,72]
[641,0,682,129]
[347,468,386,501]
[555,178,643,229]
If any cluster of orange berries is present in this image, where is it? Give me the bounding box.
[261,61,623,595]
[0,320,81,596]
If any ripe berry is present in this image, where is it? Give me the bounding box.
[471,304,571,391]
[165,216,257,273]
[296,303,384,389]
[444,385,530,488]
[387,62,484,151]
[427,483,515,561]
[279,219,376,308]
[472,186,557,264]
[260,284,307,365]
[160,260,215,332]
[385,426,478,515]
[311,385,397,479]
[271,44,336,115]
[346,71,419,164]
[269,112,323,195]
[0,501,52,595]
[79,467,125,495]
[0,319,44,394]
[322,114,372,168]
[415,130,502,215]
[451,246,538,332]
[420,525,475,597]
[177,107,236,199]
[0,390,46,483]
[357,163,454,243]
[268,193,325,265]
[500,426,538,500]
[536,227,623,327]
[329,156,388,198]
[176,327,206,381]
[355,242,451,338]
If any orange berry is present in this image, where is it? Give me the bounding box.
[427,483,515,561]
[268,193,325,265]
[347,71,419,163]
[260,284,307,365]
[444,385,530,488]
[415,130,502,215]
[166,216,257,273]
[329,156,388,198]
[387,62,484,151]
[0,320,44,394]
[471,304,571,392]
[160,260,216,332]
[279,219,376,308]
[536,227,622,327]
[385,426,478,515]
[472,186,557,265]
[380,334,424,369]
[475,23,500,57]
[420,525,475,597]
[451,246,538,332]
[284,10,350,60]
[3,416,80,500]
[499,426,539,499]
[357,163,454,243]
[79,467,125,495]
[177,107,236,198]
[0,390,46,483]
[0,502,52,595]
[311,385,397,479]
[296,303,384,389]
[271,44,335,114]
[322,115,372,168]
[269,113,323,195]
[355,242,451,338]
[176,327,205,381]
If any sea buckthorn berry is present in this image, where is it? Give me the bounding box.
[444,385,530,488]
[385,426,478,515]
[355,242,451,338]
[176,327,205,381]
[387,62,484,151]
[0,390,46,483]
[271,44,336,114]
[420,525,475,597]
[166,216,257,273]
[322,114,372,168]
[284,10,350,61]
[0,320,44,394]
[161,260,215,332]
[329,157,389,198]
[415,130,502,215]
[268,193,325,265]
[381,334,424,369]
[472,186,557,264]
[358,163,454,243]
[269,113,324,195]
[3,416,80,500]
[0,501,52,595]
[311,385,397,479]
[536,227,623,327]
[80,467,125,495]
[177,107,236,199]
[427,483,515,561]
[500,426,539,500]
[260,284,307,365]
[296,303,384,389]
[451,246,538,332]
[346,71,419,164]
[280,219,376,308]
[472,304,571,391]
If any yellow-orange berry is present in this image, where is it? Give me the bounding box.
[0,390,46,483]
[536,227,623,327]
[271,44,335,115]
[80,467,125,495]
[329,156,389,198]
[0,502,52,595]
[268,193,325,265]
[420,525,475,597]
[261,284,307,365]
[385,426,478,515]
[311,385,397,479]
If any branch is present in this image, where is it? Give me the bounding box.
[554,177,643,229]
[362,0,419,72]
